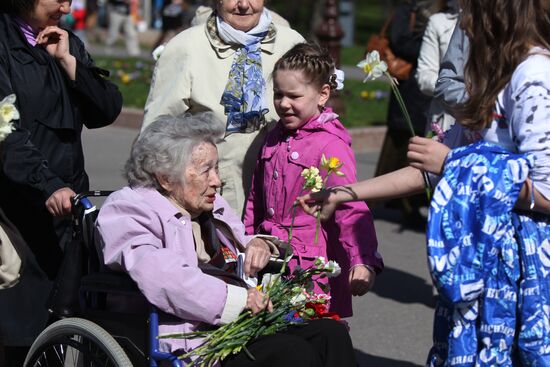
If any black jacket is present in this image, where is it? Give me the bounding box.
[0,13,122,346]
[0,13,122,278]
[386,2,431,134]
[0,14,122,200]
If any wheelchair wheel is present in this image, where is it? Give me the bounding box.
[24,317,133,367]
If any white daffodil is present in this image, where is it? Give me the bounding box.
[260,273,280,292]
[0,94,19,142]
[357,51,388,82]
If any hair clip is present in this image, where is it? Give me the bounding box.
[333,69,345,90]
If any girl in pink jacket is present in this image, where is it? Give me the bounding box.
[244,42,383,317]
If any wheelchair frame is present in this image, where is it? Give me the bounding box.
[24,191,184,367]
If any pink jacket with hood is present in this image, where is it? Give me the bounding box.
[244,108,384,317]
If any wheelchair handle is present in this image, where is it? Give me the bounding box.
[72,191,115,214]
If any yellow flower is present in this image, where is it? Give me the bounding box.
[320,154,345,177]
[120,73,131,84]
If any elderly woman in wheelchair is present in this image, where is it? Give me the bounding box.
[94,113,357,367]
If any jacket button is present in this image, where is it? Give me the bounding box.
[273,171,278,179]
[290,151,299,160]
[267,208,275,217]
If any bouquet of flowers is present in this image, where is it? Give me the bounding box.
[160,256,342,367]
[295,154,345,243]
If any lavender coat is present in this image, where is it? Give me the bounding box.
[244,109,384,317]
[96,186,253,354]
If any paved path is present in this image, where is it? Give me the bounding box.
[82,125,433,367]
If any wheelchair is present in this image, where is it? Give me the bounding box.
[23,191,184,367]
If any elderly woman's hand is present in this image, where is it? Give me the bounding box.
[246,287,273,315]
[244,238,271,277]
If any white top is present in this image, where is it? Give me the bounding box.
[442,47,550,199]
[416,12,458,133]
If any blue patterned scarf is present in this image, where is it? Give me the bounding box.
[217,10,272,135]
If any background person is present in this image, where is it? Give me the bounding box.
[151,0,189,52]
[0,0,122,365]
[372,0,440,229]
[97,113,358,367]
[415,0,459,136]
[105,0,141,56]
[142,0,304,217]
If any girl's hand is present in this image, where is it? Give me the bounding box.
[246,288,273,315]
[407,136,450,175]
[36,26,77,80]
[349,265,375,296]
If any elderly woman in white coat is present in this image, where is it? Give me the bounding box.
[142,0,304,217]
[97,113,357,366]
[415,0,459,136]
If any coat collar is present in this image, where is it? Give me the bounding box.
[204,12,278,59]
[0,14,54,65]
[272,108,351,146]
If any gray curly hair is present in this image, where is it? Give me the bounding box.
[124,112,225,189]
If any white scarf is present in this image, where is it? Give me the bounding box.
[216,8,272,47]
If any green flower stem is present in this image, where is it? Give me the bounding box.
[288,204,297,243]
[386,73,432,200]
[386,74,415,137]
[314,211,320,243]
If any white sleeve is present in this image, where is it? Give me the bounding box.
[510,72,550,199]
[416,17,440,96]
[220,284,247,324]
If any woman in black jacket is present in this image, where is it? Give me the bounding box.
[373,0,440,229]
[0,1,122,365]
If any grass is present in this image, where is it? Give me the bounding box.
[339,79,389,128]
[341,45,366,68]
[94,56,153,109]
